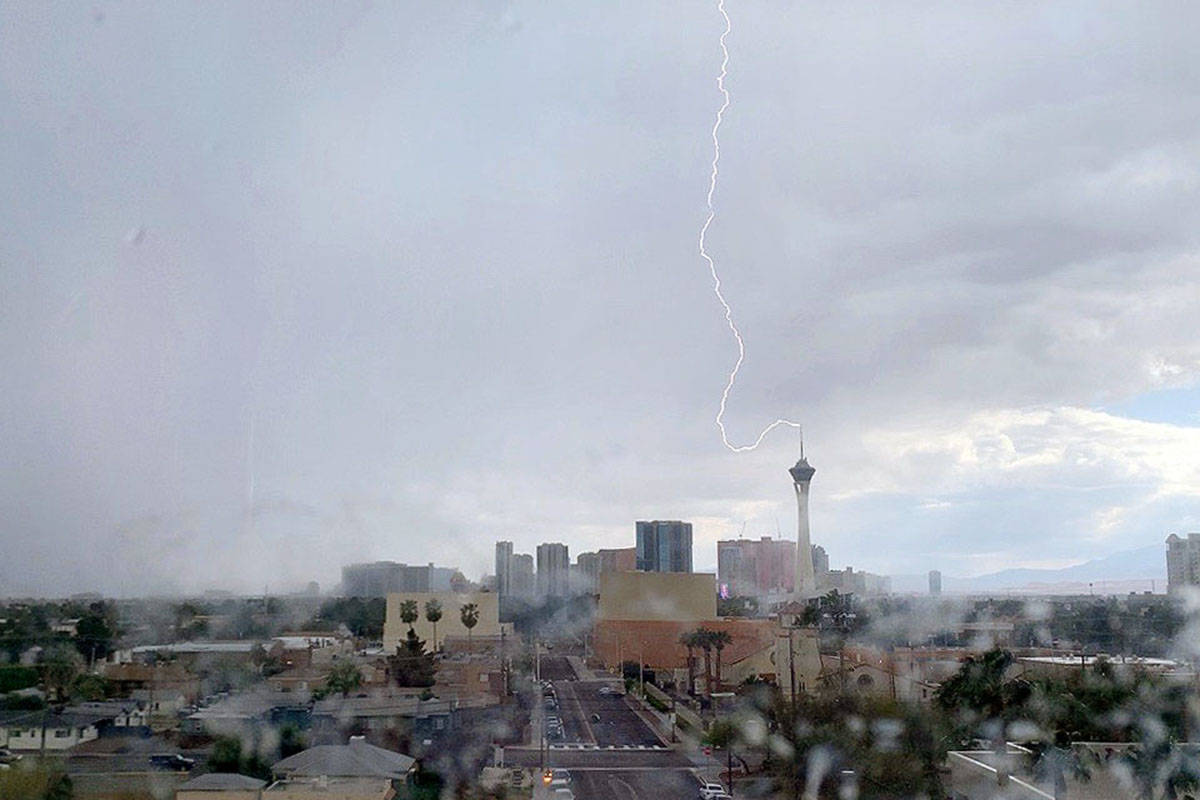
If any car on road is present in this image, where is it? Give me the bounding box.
[0,748,22,765]
[149,753,195,771]
[548,769,571,784]
[698,781,729,799]
[551,789,573,800]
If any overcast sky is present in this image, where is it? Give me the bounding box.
[2,2,1199,597]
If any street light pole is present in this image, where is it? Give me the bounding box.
[728,742,734,798]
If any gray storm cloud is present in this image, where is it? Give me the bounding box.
[1,1,1198,595]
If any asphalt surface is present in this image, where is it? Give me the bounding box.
[526,655,705,799]
[571,768,703,800]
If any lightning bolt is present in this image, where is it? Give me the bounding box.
[701,0,801,452]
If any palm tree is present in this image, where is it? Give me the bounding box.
[710,630,733,691]
[936,648,1032,787]
[460,602,479,652]
[399,599,419,631]
[424,599,443,652]
[695,628,715,697]
[680,632,698,695]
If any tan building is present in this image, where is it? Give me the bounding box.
[593,617,821,694]
[597,571,716,621]
[383,592,505,653]
[593,572,821,692]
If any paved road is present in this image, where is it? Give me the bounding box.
[539,654,577,681]
[572,768,701,800]
[527,655,702,798]
[507,748,691,770]
[64,754,208,774]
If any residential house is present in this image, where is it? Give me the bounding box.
[181,691,311,739]
[266,667,329,694]
[100,662,202,712]
[267,738,412,799]
[62,699,149,735]
[272,634,352,671]
[309,695,477,744]
[432,655,506,701]
[0,710,102,750]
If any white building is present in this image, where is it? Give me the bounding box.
[0,711,102,750]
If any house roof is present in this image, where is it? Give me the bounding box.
[271,740,415,778]
[311,694,482,719]
[0,710,107,729]
[178,773,268,791]
[130,641,265,654]
[63,700,144,719]
[274,636,339,650]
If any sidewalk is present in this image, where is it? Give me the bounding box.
[565,655,595,681]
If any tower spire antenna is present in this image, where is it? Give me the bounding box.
[799,426,804,460]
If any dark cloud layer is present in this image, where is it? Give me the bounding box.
[2,2,1198,595]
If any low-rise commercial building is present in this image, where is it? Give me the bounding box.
[382,592,506,653]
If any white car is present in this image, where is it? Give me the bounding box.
[698,782,728,799]
[551,789,575,800]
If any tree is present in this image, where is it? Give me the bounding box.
[69,673,110,701]
[324,661,364,698]
[399,599,419,630]
[679,632,698,695]
[936,648,1032,786]
[424,599,443,652]
[209,735,271,780]
[717,595,759,618]
[460,603,479,652]
[280,723,307,758]
[391,628,437,687]
[75,611,116,663]
[40,645,83,702]
[768,692,949,800]
[711,630,733,691]
[695,628,715,696]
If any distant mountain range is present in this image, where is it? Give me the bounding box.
[890,545,1167,595]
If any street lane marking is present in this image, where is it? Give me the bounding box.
[949,751,1054,799]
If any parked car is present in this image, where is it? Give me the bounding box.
[149,754,195,771]
[0,748,22,765]
[698,782,728,799]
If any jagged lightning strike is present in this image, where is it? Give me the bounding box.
[700,0,802,453]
